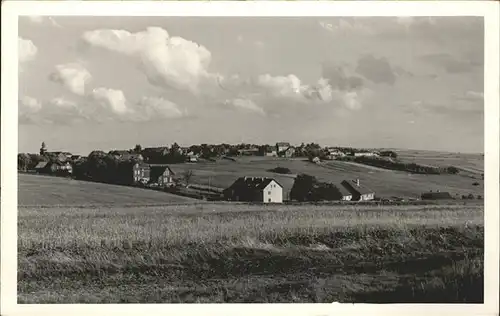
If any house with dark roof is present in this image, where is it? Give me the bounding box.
[278,146,295,158]
[341,179,375,201]
[34,161,49,173]
[149,165,175,187]
[35,160,72,175]
[223,177,283,203]
[276,142,291,153]
[337,184,353,201]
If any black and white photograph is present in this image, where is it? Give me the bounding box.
[1,0,499,314]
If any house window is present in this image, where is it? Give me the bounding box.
[268,191,271,195]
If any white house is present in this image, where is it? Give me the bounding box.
[223,177,283,203]
[261,179,283,203]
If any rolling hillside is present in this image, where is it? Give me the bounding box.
[18,173,199,206]
[171,155,484,199]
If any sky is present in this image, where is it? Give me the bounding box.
[18,16,484,155]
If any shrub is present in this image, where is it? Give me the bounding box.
[268,167,292,174]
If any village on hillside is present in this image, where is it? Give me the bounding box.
[18,141,483,204]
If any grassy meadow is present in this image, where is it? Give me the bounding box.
[19,202,484,303]
[18,150,484,303]
[172,154,484,199]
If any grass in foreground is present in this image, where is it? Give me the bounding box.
[18,204,483,303]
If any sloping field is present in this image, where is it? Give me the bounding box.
[394,149,484,174]
[171,156,484,199]
[18,174,199,207]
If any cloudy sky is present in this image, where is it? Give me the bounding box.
[18,16,484,155]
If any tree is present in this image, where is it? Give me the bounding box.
[290,173,316,202]
[18,153,31,171]
[183,170,194,186]
[134,144,142,153]
[40,142,47,156]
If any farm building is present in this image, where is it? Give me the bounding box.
[276,142,291,153]
[132,163,151,184]
[278,146,296,158]
[149,165,175,187]
[33,161,49,173]
[35,161,72,175]
[264,145,277,157]
[223,177,283,203]
[421,191,453,200]
[337,185,353,201]
[340,179,375,201]
[326,148,346,159]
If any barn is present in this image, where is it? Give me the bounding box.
[341,179,375,201]
[224,177,283,203]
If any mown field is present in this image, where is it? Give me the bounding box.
[171,154,484,199]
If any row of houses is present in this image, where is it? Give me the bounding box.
[223,177,376,204]
[34,160,73,175]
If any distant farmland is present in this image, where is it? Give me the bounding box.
[171,153,484,199]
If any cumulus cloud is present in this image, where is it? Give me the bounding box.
[49,63,92,95]
[137,96,186,119]
[355,55,397,85]
[18,37,38,63]
[224,98,265,116]
[249,72,369,111]
[19,96,84,125]
[256,74,304,99]
[90,88,129,115]
[82,27,217,93]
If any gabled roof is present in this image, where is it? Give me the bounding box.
[341,180,374,195]
[149,166,173,182]
[337,184,353,197]
[227,177,282,192]
[34,161,48,169]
